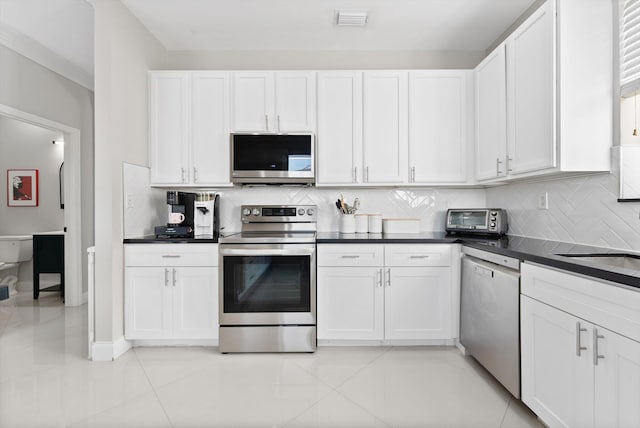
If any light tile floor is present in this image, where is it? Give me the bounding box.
[0,292,544,428]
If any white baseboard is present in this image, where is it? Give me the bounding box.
[317,339,456,347]
[131,339,219,347]
[90,337,132,361]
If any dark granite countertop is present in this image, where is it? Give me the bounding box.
[124,235,218,244]
[317,232,640,289]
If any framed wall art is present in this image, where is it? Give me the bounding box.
[7,169,39,207]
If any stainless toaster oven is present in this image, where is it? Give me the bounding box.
[445,209,508,235]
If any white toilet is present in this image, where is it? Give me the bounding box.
[0,235,33,296]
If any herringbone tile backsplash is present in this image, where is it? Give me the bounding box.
[216,187,485,234]
[486,166,640,251]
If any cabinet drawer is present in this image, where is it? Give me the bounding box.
[317,244,384,267]
[384,244,451,267]
[125,244,218,267]
[522,263,640,343]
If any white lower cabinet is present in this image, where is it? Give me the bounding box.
[521,263,640,428]
[317,244,454,343]
[124,244,218,341]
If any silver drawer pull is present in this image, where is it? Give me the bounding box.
[162,255,181,258]
[593,328,605,366]
[409,255,429,259]
[576,322,587,356]
[341,255,361,259]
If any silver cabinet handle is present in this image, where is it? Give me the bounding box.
[181,167,186,183]
[376,269,382,288]
[365,166,369,183]
[193,167,199,183]
[341,255,361,259]
[593,328,605,365]
[496,158,503,176]
[507,157,513,173]
[164,268,169,287]
[409,255,429,259]
[411,166,416,182]
[265,114,269,131]
[162,255,181,258]
[386,268,391,287]
[172,268,177,287]
[352,167,356,183]
[277,115,281,132]
[354,166,358,183]
[576,322,587,356]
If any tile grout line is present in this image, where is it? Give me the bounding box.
[498,396,512,428]
[133,347,176,428]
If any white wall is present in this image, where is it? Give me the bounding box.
[167,50,484,70]
[0,44,94,294]
[94,0,168,344]
[0,116,64,234]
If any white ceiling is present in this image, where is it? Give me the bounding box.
[0,0,538,89]
[122,0,537,52]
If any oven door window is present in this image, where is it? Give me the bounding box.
[223,255,311,313]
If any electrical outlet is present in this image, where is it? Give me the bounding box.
[126,193,134,209]
[537,192,548,210]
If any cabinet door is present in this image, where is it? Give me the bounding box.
[149,72,190,184]
[506,1,555,175]
[274,72,316,132]
[191,72,231,186]
[475,45,507,181]
[409,71,470,184]
[232,72,274,131]
[125,267,172,339]
[521,296,594,428]
[316,72,363,185]
[172,267,218,339]
[317,267,383,340]
[595,326,640,428]
[363,71,408,184]
[385,267,452,340]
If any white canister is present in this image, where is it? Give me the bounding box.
[340,214,356,234]
[368,214,383,234]
[355,214,369,233]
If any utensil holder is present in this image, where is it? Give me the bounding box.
[340,214,356,234]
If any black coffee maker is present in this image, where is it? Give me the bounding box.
[155,191,196,238]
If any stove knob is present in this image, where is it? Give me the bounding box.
[242,208,251,216]
[298,208,305,216]
[306,208,315,216]
[252,208,260,216]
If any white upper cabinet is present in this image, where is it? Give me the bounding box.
[316,71,363,185]
[474,0,612,182]
[362,71,408,184]
[232,71,315,132]
[408,70,472,184]
[191,72,231,185]
[149,72,190,185]
[274,72,316,132]
[149,71,231,187]
[506,1,555,175]
[475,45,508,181]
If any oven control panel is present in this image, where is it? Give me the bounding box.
[241,205,317,223]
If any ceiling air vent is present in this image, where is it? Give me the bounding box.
[336,11,368,27]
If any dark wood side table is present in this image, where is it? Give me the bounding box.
[32,233,64,300]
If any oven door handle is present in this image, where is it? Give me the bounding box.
[220,247,316,257]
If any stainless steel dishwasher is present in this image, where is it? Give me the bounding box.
[460,246,521,398]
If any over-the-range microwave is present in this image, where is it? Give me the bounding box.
[445,208,508,235]
[230,133,315,184]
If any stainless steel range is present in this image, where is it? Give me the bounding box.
[219,205,317,353]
